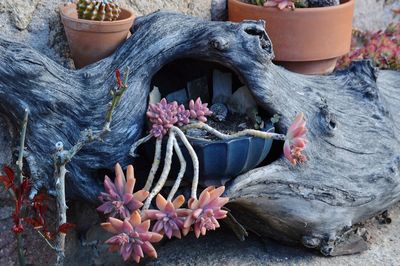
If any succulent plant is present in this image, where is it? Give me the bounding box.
[189,98,213,123]
[337,23,400,71]
[249,0,267,5]
[149,124,167,139]
[210,103,228,122]
[176,104,190,126]
[102,211,163,263]
[264,0,296,9]
[97,163,149,219]
[283,112,307,165]
[183,186,229,238]
[294,0,309,7]
[76,0,121,21]
[147,98,179,138]
[144,194,190,239]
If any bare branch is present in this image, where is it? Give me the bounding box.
[16,108,29,266]
[53,68,130,265]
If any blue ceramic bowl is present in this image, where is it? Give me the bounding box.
[144,124,274,185]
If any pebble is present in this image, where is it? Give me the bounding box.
[210,103,228,122]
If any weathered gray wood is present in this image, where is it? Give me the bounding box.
[225,63,400,255]
[211,0,228,21]
[0,11,399,256]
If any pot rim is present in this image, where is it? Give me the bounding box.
[59,3,135,26]
[229,0,354,14]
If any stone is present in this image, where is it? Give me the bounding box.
[212,69,232,104]
[210,103,228,122]
[227,86,257,115]
[0,0,213,67]
[165,88,188,104]
[0,0,397,69]
[187,76,209,103]
[7,0,40,30]
[121,0,212,20]
[149,86,161,104]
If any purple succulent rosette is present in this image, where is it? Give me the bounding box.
[97,164,149,219]
[101,212,163,263]
[147,98,212,138]
[176,104,190,126]
[183,186,229,238]
[147,98,179,138]
[188,97,213,123]
[144,194,190,239]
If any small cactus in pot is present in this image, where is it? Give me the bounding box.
[76,0,121,21]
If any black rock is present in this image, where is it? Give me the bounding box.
[210,103,228,122]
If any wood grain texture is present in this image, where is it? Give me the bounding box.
[0,11,399,256]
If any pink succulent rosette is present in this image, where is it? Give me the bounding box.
[264,0,295,9]
[102,211,163,263]
[183,186,229,238]
[176,104,190,126]
[283,112,307,165]
[144,194,190,239]
[189,97,213,123]
[147,98,179,138]
[150,124,168,139]
[97,164,149,219]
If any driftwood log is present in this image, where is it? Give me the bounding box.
[0,11,399,256]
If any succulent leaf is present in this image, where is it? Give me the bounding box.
[97,164,149,219]
[102,211,162,263]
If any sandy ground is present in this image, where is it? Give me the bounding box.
[1,185,399,266]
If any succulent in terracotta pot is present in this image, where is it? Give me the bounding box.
[228,0,354,74]
[60,0,135,68]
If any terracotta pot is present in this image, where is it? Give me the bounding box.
[60,3,135,69]
[228,0,354,74]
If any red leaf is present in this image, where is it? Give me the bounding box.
[12,224,24,234]
[58,223,76,234]
[44,230,53,240]
[33,191,47,204]
[0,165,15,190]
[24,217,44,229]
[20,178,30,194]
[115,69,122,88]
[3,166,15,181]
